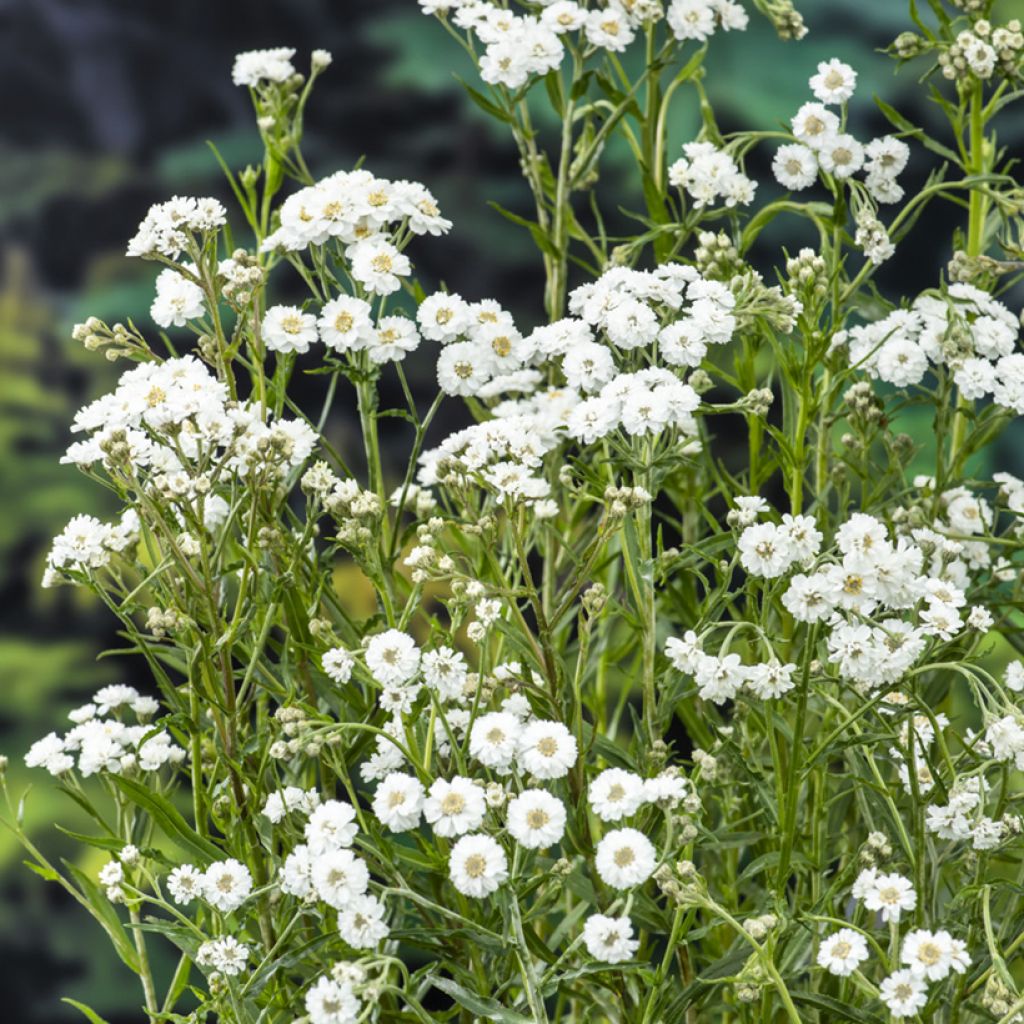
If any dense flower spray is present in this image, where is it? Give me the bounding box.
[9,1,1024,1021]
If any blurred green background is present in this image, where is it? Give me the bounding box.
[3,1,1024,1019]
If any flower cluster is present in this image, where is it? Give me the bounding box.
[839,283,1024,413]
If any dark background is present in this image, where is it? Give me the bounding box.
[2,1,1023,1019]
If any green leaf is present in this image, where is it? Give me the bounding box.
[61,999,112,1024]
[429,976,534,1023]
[791,992,887,1024]
[456,78,515,125]
[107,775,222,864]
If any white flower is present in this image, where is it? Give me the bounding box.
[589,768,647,822]
[196,935,250,976]
[667,0,715,41]
[816,928,869,976]
[772,144,818,190]
[901,928,969,981]
[418,291,471,343]
[437,342,493,397]
[311,848,370,908]
[305,800,359,854]
[746,660,797,699]
[809,59,857,105]
[818,133,865,179]
[738,522,793,578]
[167,864,204,905]
[337,894,390,950]
[373,773,425,832]
[424,776,487,837]
[280,845,314,899]
[203,859,253,913]
[582,914,640,963]
[506,789,566,849]
[151,268,206,328]
[261,786,319,823]
[791,102,839,149]
[365,630,420,686]
[449,833,508,897]
[305,975,361,1024]
[323,647,355,684]
[879,969,928,1019]
[262,305,319,354]
[318,296,374,353]
[367,316,421,364]
[348,237,410,295]
[516,720,578,779]
[469,711,522,772]
[585,8,636,51]
[861,871,916,923]
[232,47,296,87]
[595,828,657,889]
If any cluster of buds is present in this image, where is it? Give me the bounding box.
[842,381,886,433]
[859,830,895,868]
[740,387,774,418]
[757,0,807,41]
[270,706,324,759]
[694,230,741,281]
[71,316,148,361]
[785,247,828,301]
[603,484,653,517]
[218,249,265,308]
[981,974,1022,1020]
[731,271,802,334]
[854,209,895,266]
[653,859,709,908]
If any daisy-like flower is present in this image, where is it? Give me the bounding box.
[348,237,410,295]
[421,647,468,701]
[372,773,425,832]
[437,342,493,397]
[367,316,421,364]
[816,928,869,976]
[203,858,253,913]
[167,864,204,905]
[318,295,374,353]
[423,776,487,837]
[305,974,361,1024]
[582,914,640,963]
[196,935,250,976]
[517,720,578,779]
[322,647,355,684]
[262,305,319,354]
[305,800,359,854]
[311,848,370,908]
[809,58,858,105]
[506,789,567,849]
[773,143,818,191]
[469,711,522,772]
[337,894,390,950]
[862,871,917,923]
[901,928,969,981]
[589,768,647,822]
[364,630,420,686]
[879,969,928,1019]
[594,828,657,889]
[818,133,865,179]
[791,102,839,150]
[417,291,471,343]
[449,833,509,897]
